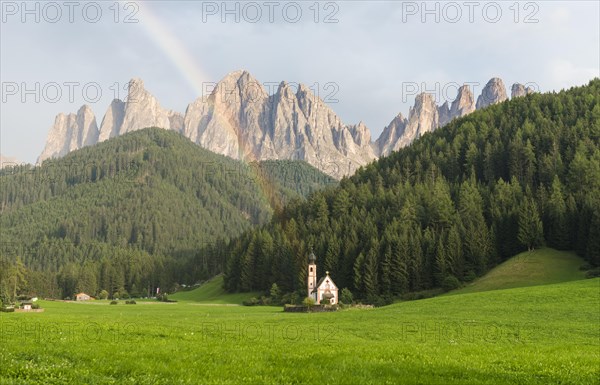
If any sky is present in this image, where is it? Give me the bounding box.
[1,0,599,164]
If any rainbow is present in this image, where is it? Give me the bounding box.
[137,2,210,97]
[135,3,288,207]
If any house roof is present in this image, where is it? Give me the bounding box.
[76,293,89,296]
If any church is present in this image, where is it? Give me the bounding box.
[307,250,339,305]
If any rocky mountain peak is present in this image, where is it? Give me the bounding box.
[120,78,172,134]
[511,83,535,98]
[451,85,476,117]
[38,104,99,163]
[375,113,408,156]
[98,99,126,142]
[476,77,508,109]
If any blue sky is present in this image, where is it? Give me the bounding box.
[1,1,599,163]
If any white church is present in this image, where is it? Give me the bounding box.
[307,250,339,305]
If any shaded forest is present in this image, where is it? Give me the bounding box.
[0,128,335,301]
[223,79,600,302]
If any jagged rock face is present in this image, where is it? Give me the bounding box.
[375,113,407,156]
[183,71,375,178]
[120,78,173,135]
[168,111,185,134]
[184,70,268,160]
[378,80,509,156]
[38,105,98,163]
[393,93,439,150]
[450,85,476,118]
[376,93,439,156]
[98,99,125,142]
[438,102,451,127]
[511,83,535,98]
[37,73,530,177]
[476,78,508,109]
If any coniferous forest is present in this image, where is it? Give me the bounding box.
[0,128,335,300]
[1,80,599,304]
[222,79,600,302]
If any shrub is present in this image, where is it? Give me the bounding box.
[579,263,593,271]
[259,296,272,306]
[125,300,137,305]
[585,268,600,278]
[340,288,353,305]
[242,297,259,306]
[302,297,316,308]
[441,275,461,292]
[110,300,118,305]
[464,271,477,282]
[281,291,300,305]
[367,295,393,307]
[31,303,40,310]
[320,298,330,305]
[0,306,15,313]
[269,283,281,302]
[98,290,109,300]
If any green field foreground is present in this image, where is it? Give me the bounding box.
[1,278,598,385]
[448,248,587,295]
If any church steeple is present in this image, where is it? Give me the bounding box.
[307,250,317,299]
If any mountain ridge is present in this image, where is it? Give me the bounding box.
[38,71,535,177]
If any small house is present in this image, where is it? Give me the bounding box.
[76,293,91,301]
[21,302,32,311]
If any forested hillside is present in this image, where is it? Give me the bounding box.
[223,79,600,301]
[0,128,335,300]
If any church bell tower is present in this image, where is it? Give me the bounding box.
[307,250,317,300]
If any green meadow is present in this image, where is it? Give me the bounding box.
[1,277,598,385]
[447,248,587,295]
[169,276,259,304]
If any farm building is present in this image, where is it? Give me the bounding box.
[307,251,339,305]
[21,302,32,311]
[76,293,91,301]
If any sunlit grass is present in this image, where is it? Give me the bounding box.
[1,278,598,384]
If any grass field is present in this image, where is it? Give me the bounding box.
[448,248,587,295]
[169,275,260,304]
[1,277,598,384]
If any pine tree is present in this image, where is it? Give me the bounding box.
[546,177,568,249]
[518,195,544,251]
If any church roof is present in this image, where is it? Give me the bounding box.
[311,276,327,293]
[308,250,317,263]
[311,272,338,293]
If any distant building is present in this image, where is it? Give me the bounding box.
[76,293,91,301]
[307,251,339,305]
[21,302,32,311]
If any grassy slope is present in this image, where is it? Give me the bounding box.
[169,275,261,304]
[1,279,598,384]
[448,248,587,295]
